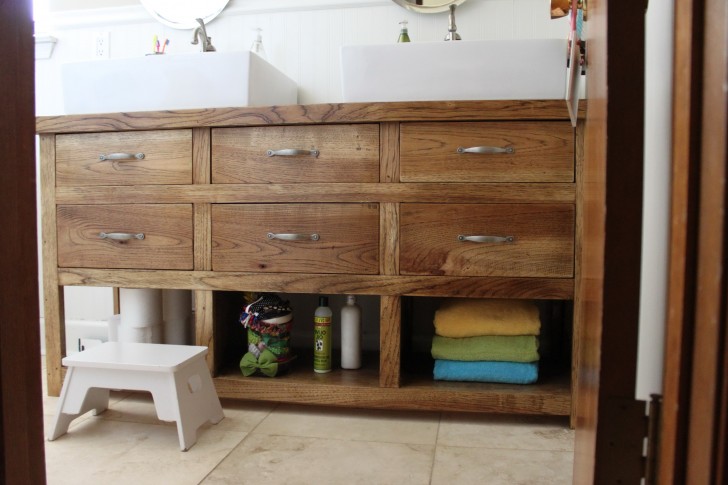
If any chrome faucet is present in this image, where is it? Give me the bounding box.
[444,4,462,41]
[191,18,216,52]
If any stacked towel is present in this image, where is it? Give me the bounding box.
[432,299,541,384]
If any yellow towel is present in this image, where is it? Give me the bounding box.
[434,298,540,337]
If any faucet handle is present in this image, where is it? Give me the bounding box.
[445,4,462,41]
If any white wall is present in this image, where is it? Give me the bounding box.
[35,0,570,340]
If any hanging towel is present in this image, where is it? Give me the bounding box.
[431,335,539,362]
[433,359,539,384]
[434,298,540,337]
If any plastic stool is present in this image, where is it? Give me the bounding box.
[48,342,224,451]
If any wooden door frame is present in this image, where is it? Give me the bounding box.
[573,0,650,482]
[660,0,728,481]
[0,0,47,482]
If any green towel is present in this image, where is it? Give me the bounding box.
[431,335,539,362]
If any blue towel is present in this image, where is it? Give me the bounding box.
[433,359,538,384]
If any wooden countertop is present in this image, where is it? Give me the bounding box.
[36,100,576,134]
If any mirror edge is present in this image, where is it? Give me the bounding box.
[391,0,467,14]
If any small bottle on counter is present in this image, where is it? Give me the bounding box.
[313,296,332,373]
[340,295,362,369]
[397,20,411,43]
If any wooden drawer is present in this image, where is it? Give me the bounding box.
[212,203,379,273]
[56,130,192,186]
[211,125,379,183]
[400,122,574,182]
[57,204,193,270]
[400,203,574,277]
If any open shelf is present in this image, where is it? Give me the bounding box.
[213,347,571,415]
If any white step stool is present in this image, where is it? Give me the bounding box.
[48,342,224,451]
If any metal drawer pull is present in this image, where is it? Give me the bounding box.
[456,146,515,155]
[267,232,320,241]
[458,234,515,243]
[99,232,145,241]
[99,152,145,161]
[266,149,320,158]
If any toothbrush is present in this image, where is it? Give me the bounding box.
[161,39,169,54]
[153,34,158,53]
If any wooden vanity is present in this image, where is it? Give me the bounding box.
[38,101,581,418]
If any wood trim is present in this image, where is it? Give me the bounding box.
[379,122,399,183]
[685,0,728,478]
[573,0,649,482]
[36,100,573,133]
[57,269,575,299]
[54,183,576,205]
[379,203,399,276]
[571,119,585,429]
[379,296,401,388]
[659,0,703,481]
[192,127,211,184]
[39,134,66,396]
[0,0,47,479]
[194,204,212,272]
[195,290,215,371]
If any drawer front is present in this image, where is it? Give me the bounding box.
[57,204,193,270]
[56,130,192,186]
[400,204,574,277]
[400,122,574,182]
[211,124,380,183]
[212,203,379,273]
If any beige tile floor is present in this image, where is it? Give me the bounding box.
[42,359,575,485]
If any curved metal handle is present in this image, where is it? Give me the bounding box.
[99,152,145,161]
[457,146,515,155]
[266,149,320,158]
[267,232,320,241]
[99,232,145,241]
[458,234,514,243]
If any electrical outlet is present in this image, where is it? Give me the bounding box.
[94,31,110,59]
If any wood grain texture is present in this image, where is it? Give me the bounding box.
[213,368,571,415]
[379,296,401,388]
[195,290,215,371]
[40,134,66,397]
[379,203,399,275]
[379,122,399,183]
[40,101,579,421]
[55,182,576,205]
[400,121,574,182]
[37,100,572,134]
[192,127,211,184]
[57,269,574,299]
[400,203,575,278]
[56,130,192,186]
[211,203,379,274]
[56,204,193,270]
[571,120,585,428]
[194,203,211,271]
[211,125,379,183]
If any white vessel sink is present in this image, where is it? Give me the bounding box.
[341,39,567,102]
[61,51,297,114]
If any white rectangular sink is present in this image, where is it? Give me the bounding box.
[62,51,297,114]
[341,39,567,102]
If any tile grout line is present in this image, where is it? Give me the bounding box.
[428,412,442,485]
[197,402,282,484]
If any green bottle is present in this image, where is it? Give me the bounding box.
[313,296,332,373]
[397,20,411,43]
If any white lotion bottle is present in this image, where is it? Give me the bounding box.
[340,295,362,369]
